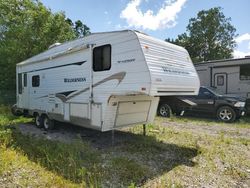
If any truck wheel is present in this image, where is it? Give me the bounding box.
[42,115,55,130]
[158,104,172,117]
[34,114,43,128]
[217,106,236,123]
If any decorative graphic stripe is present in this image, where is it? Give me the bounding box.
[55,90,77,102]
[65,72,126,102]
[181,99,197,106]
[36,90,76,100]
[25,61,86,73]
[36,72,126,102]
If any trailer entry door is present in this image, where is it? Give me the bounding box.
[18,73,29,109]
[91,44,112,127]
[214,73,227,94]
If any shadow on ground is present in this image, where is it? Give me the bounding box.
[10,122,198,186]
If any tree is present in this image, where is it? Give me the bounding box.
[0,0,91,97]
[66,19,91,38]
[165,38,177,44]
[166,7,237,63]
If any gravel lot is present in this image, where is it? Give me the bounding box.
[13,116,250,187]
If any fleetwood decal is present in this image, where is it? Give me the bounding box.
[64,77,86,83]
[117,58,135,64]
[162,66,190,75]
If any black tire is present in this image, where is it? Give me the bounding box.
[42,115,55,130]
[235,115,241,120]
[216,106,236,123]
[11,104,22,116]
[158,103,172,117]
[34,114,43,128]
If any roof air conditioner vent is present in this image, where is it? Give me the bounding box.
[49,42,62,49]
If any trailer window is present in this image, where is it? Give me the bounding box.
[217,75,224,86]
[93,44,111,71]
[32,75,40,87]
[24,73,27,87]
[240,64,250,80]
[18,73,22,94]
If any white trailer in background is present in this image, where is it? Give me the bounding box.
[14,30,200,131]
[195,57,250,113]
[195,57,250,97]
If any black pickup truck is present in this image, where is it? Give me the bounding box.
[158,86,246,122]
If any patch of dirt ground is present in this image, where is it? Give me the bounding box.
[18,117,250,147]
[162,119,250,139]
[18,122,142,149]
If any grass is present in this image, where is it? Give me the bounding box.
[0,105,249,187]
[0,106,98,187]
[109,157,149,186]
[0,147,80,187]
[11,133,102,184]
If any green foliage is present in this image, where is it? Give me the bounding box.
[66,18,91,38]
[0,0,90,93]
[0,90,16,105]
[166,7,237,63]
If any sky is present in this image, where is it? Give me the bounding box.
[40,0,250,58]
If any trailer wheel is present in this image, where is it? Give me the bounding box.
[34,114,43,128]
[216,106,236,123]
[158,103,172,117]
[42,115,54,130]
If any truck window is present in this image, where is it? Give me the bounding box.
[93,44,111,71]
[32,75,40,87]
[198,87,213,98]
[240,64,250,80]
[18,73,22,94]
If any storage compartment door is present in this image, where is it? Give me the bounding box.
[64,103,70,121]
[91,103,102,127]
[115,101,151,127]
[70,103,89,119]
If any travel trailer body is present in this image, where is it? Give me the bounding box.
[195,57,250,113]
[15,30,199,131]
[195,57,250,98]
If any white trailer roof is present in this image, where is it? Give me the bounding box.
[195,57,250,67]
[17,30,186,66]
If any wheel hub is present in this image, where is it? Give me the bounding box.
[160,106,169,116]
[219,109,232,120]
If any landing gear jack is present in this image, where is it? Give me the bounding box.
[143,124,146,136]
[180,110,185,116]
[112,129,115,146]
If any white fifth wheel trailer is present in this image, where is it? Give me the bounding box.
[14,30,200,131]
